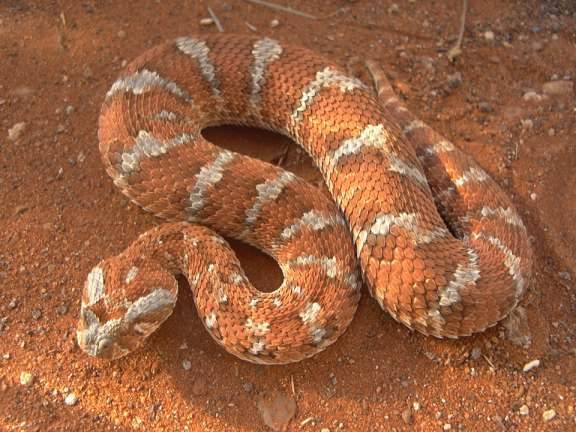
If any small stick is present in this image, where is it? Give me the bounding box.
[300,417,316,427]
[207,6,224,32]
[290,374,296,395]
[244,21,258,32]
[244,0,318,20]
[483,354,496,370]
[447,0,469,62]
[272,143,290,167]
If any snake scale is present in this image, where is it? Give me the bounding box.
[76,34,532,364]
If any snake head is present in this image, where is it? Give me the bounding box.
[76,256,178,360]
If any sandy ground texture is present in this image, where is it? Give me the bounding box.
[1,0,575,431]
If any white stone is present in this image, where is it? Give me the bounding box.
[64,393,78,406]
[19,371,34,386]
[522,359,540,372]
[8,122,26,141]
[542,409,556,422]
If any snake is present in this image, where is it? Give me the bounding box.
[76,34,532,364]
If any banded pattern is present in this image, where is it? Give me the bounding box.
[77,35,532,364]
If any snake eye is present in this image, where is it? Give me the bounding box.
[97,337,112,353]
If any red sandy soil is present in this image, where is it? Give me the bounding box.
[1,1,575,431]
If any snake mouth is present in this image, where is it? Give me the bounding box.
[76,327,131,360]
[76,306,130,359]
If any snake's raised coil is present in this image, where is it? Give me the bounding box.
[76,34,532,364]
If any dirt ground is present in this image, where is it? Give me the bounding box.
[1,0,575,431]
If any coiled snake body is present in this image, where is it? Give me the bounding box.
[76,34,532,364]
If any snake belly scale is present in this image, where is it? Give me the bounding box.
[76,34,532,364]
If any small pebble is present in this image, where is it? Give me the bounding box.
[64,392,78,406]
[320,428,331,432]
[8,122,26,141]
[542,80,573,97]
[519,404,529,416]
[522,91,542,102]
[478,101,494,113]
[520,119,533,130]
[413,401,421,411]
[484,30,495,40]
[32,309,42,320]
[117,30,126,38]
[401,408,413,425]
[182,359,192,370]
[132,416,143,429]
[83,66,93,78]
[446,72,463,90]
[270,19,279,28]
[530,193,537,201]
[8,299,18,310]
[200,17,214,26]
[65,105,75,115]
[443,423,452,431]
[388,3,399,14]
[542,409,556,422]
[20,371,34,386]
[547,128,555,137]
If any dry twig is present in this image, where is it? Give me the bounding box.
[447,0,469,62]
[245,21,258,32]
[272,143,290,167]
[244,0,346,20]
[207,6,224,32]
[244,0,319,19]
